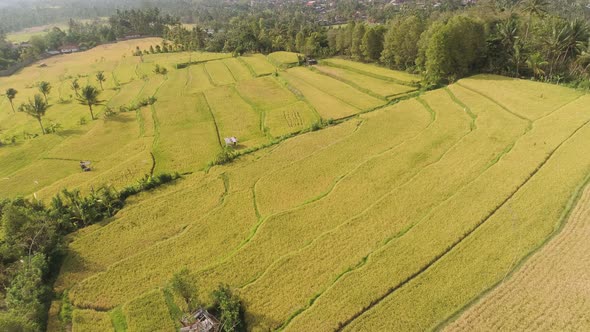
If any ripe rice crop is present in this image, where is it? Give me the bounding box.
[287,67,385,111]
[71,309,114,332]
[204,85,265,147]
[5,39,590,332]
[204,60,236,86]
[322,58,420,84]
[458,74,582,120]
[185,64,214,94]
[345,102,590,331]
[223,58,254,81]
[153,70,221,172]
[240,54,276,76]
[235,76,298,111]
[279,71,360,119]
[123,290,176,332]
[267,51,301,68]
[445,177,590,331]
[55,176,225,292]
[265,101,317,138]
[313,65,416,99]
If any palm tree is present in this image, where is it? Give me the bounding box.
[544,20,589,77]
[526,53,548,78]
[77,85,103,120]
[5,88,17,113]
[521,0,549,17]
[20,94,50,134]
[37,81,52,103]
[96,71,106,90]
[71,78,80,97]
[521,0,549,42]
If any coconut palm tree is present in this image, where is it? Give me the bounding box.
[37,81,52,103]
[20,94,50,134]
[521,0,549,42]
[5,88,17,113]
[96,71,106,90]
[544,20,589,77]
[77,85,103,120]
[71,78,80,97]
[526,53,548,78]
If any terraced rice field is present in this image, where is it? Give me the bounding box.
[240,54,276,76]
[322,58,421,84]
[445,181,590,332]
[313,65,417,99]
[268,51,301,68]
[3,38,590,332]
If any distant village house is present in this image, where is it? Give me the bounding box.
[59,44,80,53]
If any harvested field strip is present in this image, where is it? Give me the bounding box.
[223,58,254,81]
[444,176,590,331]
[287,67,385,111]
[244,88,525,330]
[240,54,276,76]
[313,65,416,99]
[280,71,359,119]
[204,60,236,86]
[321,58,420,85]
[325,97,590,331]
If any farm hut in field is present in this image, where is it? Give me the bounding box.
[180,308,221,332]
[306,57,318,65]
[224,136,238,147]
[79,161,92,172]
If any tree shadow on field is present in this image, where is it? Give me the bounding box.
[104,114,136,123]
[467,74,514,81]
[52,249,104,293]
[56,129,86,137]
[243,309,283,332]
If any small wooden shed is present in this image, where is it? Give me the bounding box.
[224,137,238,147]
[180,308,221,332]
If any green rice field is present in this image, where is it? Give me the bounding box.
[2,38,590,332]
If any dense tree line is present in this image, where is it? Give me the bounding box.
[126,1,588,87]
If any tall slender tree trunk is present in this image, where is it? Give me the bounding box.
[9,100,15,113]
[89,104,95,120]
[100,81,103,90]
[37,117,45,135]
[43,93,48,104]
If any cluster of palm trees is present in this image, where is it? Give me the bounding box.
[493,0,590,81]
[3,71,107,136]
